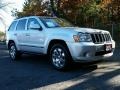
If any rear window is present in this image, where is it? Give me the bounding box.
[16,19,27,30]
[8,21,17,31]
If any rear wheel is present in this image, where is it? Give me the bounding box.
[50,44,72,70]
[9,43,21,61]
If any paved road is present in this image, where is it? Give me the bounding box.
[0,44,120,90]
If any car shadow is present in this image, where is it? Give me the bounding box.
[0,54,98,90]
[0,44,120,90]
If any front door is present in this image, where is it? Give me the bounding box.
[26,18,45,53]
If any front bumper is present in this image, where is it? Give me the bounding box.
[66,40,115,62]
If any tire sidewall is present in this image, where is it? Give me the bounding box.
[50,44,70,70]
[9,43,18,61]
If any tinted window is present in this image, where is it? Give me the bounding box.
[16,19,27,30]
[8,21,17,31]
[27,18,41,29]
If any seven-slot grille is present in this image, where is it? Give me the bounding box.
[91,33,111,44]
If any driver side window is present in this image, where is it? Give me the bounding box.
[27,18,41,30]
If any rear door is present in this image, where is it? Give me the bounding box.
[15,19,29,51]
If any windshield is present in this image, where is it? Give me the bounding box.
[40,17,74,28]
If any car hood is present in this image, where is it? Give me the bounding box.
[62,27,109,33]
[47,27,109,35]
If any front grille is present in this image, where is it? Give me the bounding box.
[91,33,111,44]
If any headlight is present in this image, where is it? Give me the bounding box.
[73,33,92,42]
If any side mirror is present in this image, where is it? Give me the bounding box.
[29,21,42,30]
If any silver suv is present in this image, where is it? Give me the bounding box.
[6,16,115,70]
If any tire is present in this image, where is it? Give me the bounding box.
[9,43,21,61]
[49,44,72,70]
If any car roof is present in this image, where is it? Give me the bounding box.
[14,16,57,21]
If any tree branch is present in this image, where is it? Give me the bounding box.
[0,2,11,9]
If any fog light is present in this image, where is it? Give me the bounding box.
[86,53,90,57]
[83,52,91,57]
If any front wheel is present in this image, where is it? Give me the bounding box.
[50,44,72,70]
[9,43,21,61]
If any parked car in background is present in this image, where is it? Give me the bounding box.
[6,16,115,70]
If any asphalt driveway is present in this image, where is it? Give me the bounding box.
[0,43,120,90]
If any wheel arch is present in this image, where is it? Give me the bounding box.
[8,40,15,49]
[47,39,71,56]
[7,40,19,50]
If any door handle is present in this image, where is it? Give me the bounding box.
[26,34,30,36]
[14,33,17,36]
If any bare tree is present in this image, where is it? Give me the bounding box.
[0,0,11,27]
[0,0,10,9]
[0,0,10,40]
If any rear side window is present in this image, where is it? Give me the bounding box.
[16,19,27,30]
[8,21,17,31]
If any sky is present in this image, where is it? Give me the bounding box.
[0,0,25,32]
